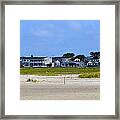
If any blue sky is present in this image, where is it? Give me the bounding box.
[20,20,100,57]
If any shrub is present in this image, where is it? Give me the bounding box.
[79,72,100,78]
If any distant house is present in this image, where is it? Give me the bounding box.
[87,61,93,66]
[60,61,69,67]
[74,58,81,62]
[73,58,85,67]
[74,61,85,67]
[52,57,68,63]
[52,57,69,67]
[54,60,85,68]
[85,57,100,67]
[20,55,100,68]
[20,55,52,68]
[54,60,61,67]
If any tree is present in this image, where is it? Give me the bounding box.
[75,55,86,61]
[20,64,24,68]
[31,55,33,58]
[63,53,75,58]
[90,52,100,59]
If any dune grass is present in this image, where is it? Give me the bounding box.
[79,72,100,78]
[20,67,100,78]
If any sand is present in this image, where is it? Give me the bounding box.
[20,75,100,100]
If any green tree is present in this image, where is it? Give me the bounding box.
[75,55,86,61]
[63,53,75,58]
[90,52,100,59]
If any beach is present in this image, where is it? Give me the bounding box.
[20,75,100,100]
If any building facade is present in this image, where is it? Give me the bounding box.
[20,56,52,68]
[20,55,100,68]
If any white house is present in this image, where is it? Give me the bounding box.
[20,55,100,68]
[54,60,61,67]
[20,56,52,68]
[74,61,85,67]
[74,58,81,62]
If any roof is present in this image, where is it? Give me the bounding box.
[20,56,47,59]
[52,57,66,59]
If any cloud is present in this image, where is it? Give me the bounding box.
[33,30,50,37]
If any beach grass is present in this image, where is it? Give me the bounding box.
[79,72,100,78]
[20,67,100,78]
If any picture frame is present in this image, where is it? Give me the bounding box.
[0,0,119,119]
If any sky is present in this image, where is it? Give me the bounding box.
[20,20,100,57]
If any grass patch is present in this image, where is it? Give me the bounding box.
[79,72,100,78]
[21,67,100,77]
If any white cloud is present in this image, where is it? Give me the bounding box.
[33,30,50,37]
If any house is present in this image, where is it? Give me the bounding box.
[52,57,68,63]
[74,58,81,62]
[55,60,85,68]
[52,57,69,67]
[85,57,100,67]
[74,61,85,67]
[54,60,60,67]
[20,55,52,68]
[20,55,100,68]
